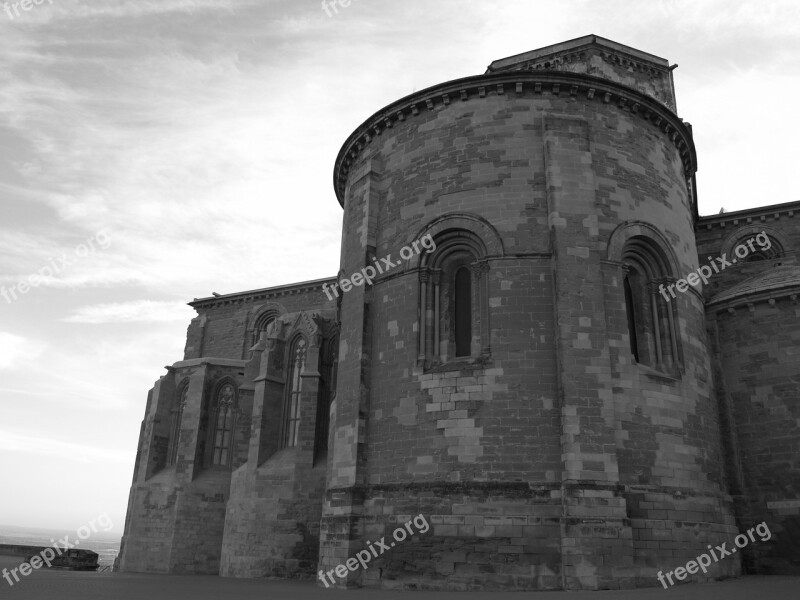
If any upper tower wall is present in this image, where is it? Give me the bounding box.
[324,36,733,592]
[332,38,695,211]
[486,34,677,111]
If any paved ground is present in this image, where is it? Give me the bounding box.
[1,556,798,599]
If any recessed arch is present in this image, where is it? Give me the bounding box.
[167,379,190,467]
[720,226,787,262]
[248,302,287,347]
[208,377,238,468]
[416,222,493,368]
[607,221,680,277]
[281,334,308,449]
[622,237,675,280]
[407,212,504,272]
[617,232,682,373]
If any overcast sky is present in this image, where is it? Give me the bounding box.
[0,0,798,533]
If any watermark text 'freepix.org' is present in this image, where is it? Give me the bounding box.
[323,234,436,301]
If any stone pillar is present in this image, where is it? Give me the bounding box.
[318,158,382,587]
[544,114,634,590]
[251,322,286,466]
[297,322,323,464]
[176,364,209,481]
[141,370,175,480]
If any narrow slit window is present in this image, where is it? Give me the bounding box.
[624,275,639,363]
[454,267,472,357]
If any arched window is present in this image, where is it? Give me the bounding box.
[622,237,681,373]
[210,381,237,467]
[418,229,490,368]
[733,234,783,263]
[281,337,307,449]
[251,311,276,346]
[714,227,787,274]
[167,383,188,466]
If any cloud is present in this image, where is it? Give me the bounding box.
[0,228,137,293]
[0,0,798,531]
[62,300,196,324]
[0,0,244,25]
[0,332,46,369]
[0,430,130,464]
[0,327,186,414]
[0,1,343,299]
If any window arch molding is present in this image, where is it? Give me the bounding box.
[609,223,683,374]
[246,302,287,351]
[206,377,238,469]
[622,237,674,280]
[415,218,498,369]
[407,212,504,272]
[422,230,487,270]
[720,225,787,263]
[607,221,681,274]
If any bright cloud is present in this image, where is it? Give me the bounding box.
[0,430,130,464]
[63,300,196,324]
[0,0,797,532]
[0,332,46,369]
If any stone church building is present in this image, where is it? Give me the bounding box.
[118,35,800,590]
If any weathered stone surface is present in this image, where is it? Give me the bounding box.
[118,36,800,590]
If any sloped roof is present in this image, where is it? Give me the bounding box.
[485,34,670,73]
[709,264,800,306]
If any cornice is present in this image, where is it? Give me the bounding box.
[707,288,800,313]
[169,358,247,369]
[696,200,800,231]
[333,70,697,207]
[189,276,337,310]
[485,34,671,74]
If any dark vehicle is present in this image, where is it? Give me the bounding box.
[26,548,100,571]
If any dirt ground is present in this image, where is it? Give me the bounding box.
[1,556,798,600]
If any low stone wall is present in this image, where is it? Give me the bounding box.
[0,544,47,558]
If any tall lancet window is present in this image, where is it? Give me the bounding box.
[281,337,307,449]
[167,384,188,466]
[622,237,681,374]
[211,382,236,467]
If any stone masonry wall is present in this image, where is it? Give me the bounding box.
[694,206,799,301]
[221,310,335,579]
[696,203,800,574]
[323,74,736,590]
[184,285,336,360]
[709,299,800,574]
[120,362,247,574]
